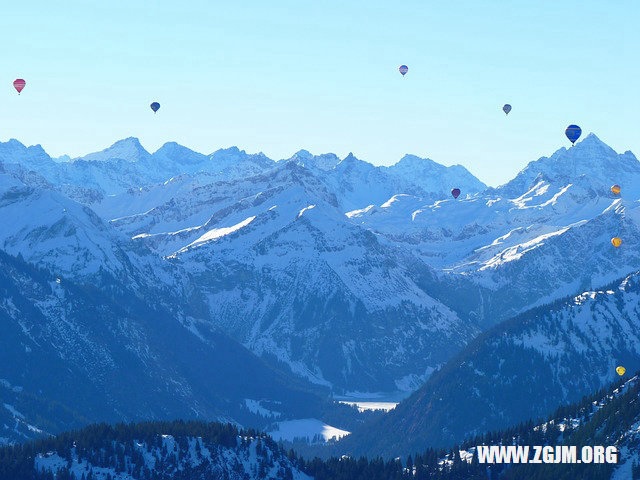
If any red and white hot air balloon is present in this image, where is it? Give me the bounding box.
[13,78,26,94]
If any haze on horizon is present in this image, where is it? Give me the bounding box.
[1,0,638,186]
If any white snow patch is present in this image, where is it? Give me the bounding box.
[183,216,256,250]
[297,205,316,218]
[268,419,350,443]
[345,205,374,218]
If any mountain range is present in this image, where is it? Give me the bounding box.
[2,132,640,457]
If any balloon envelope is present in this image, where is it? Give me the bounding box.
[399,65,408,76]
[503,104,512,115]
[13,78,26,94]
[451,188,461,199]
[150,102,160,113]
[616,366,626,376]
[611,184,621,195]
[611,237,622,248]
[565,124,582,144]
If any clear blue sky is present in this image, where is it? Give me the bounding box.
[1,0,638,185]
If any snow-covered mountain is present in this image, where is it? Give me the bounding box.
[2,133,639,399]
[0,248,330,445]
[384,154,486,197]
[497,133,640,197]
[345,270,640,457]
[113,162,476,391]
[348,134,640,323]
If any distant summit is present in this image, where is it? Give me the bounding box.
[385,153,487,194]
[76,137,150,163]
[498,132,640,196]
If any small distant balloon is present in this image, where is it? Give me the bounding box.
[150,102,160,113]
[616,366,626,376]
[611,237,622,248]
[611,184,621,195]
[565,125,582,145]
[451,188,461,199]
[13,78,26,94]
[399,65,408,76]
[503,104,512,115]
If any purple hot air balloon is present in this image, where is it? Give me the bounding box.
[399,65,408,76]
[451,188,461,199]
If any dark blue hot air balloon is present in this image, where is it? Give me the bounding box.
[503,104,512,115]
[399,65,408,76]
[150,102,160,113]
[565,124,581,145]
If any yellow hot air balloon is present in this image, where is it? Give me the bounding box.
[612,237,622,248]
[611,184,621,195]
[616,366,626,376]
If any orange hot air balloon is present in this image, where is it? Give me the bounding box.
[611,237,622,248]
[611,184,621,195]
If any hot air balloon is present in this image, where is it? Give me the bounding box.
[503,104,512,115]
[399,65,408,76]
[611,237,622,248]
[150,102,160,113]
[451,188,461,199]
[565,125,582,145]
[611,184,621,195]
[616,366,626,376]
[13,79,26,94]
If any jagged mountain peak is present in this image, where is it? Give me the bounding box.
[499,133,639,195]
[335,152,372,173]
[290,149,313,160]
[211,145,243,156]
[390,154,486,181]
[344,152,356,160]
[152,141,206,164]
[384,153,487,195]
[395,153,441,168]
[155,140,192,153]
[210,146,273,167]
[76,136,151,163]
[286,149,341,171]
[0,138,51,164]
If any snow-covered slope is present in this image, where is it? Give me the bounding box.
[117,162,475,392]
[0,249,328,445]
[348,134,640,323]
[346,270,640,457]
[78,137,151,163]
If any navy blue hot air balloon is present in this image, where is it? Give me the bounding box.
[565,124,582,145]
[503,104,512,115]
[150,102,160,113]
